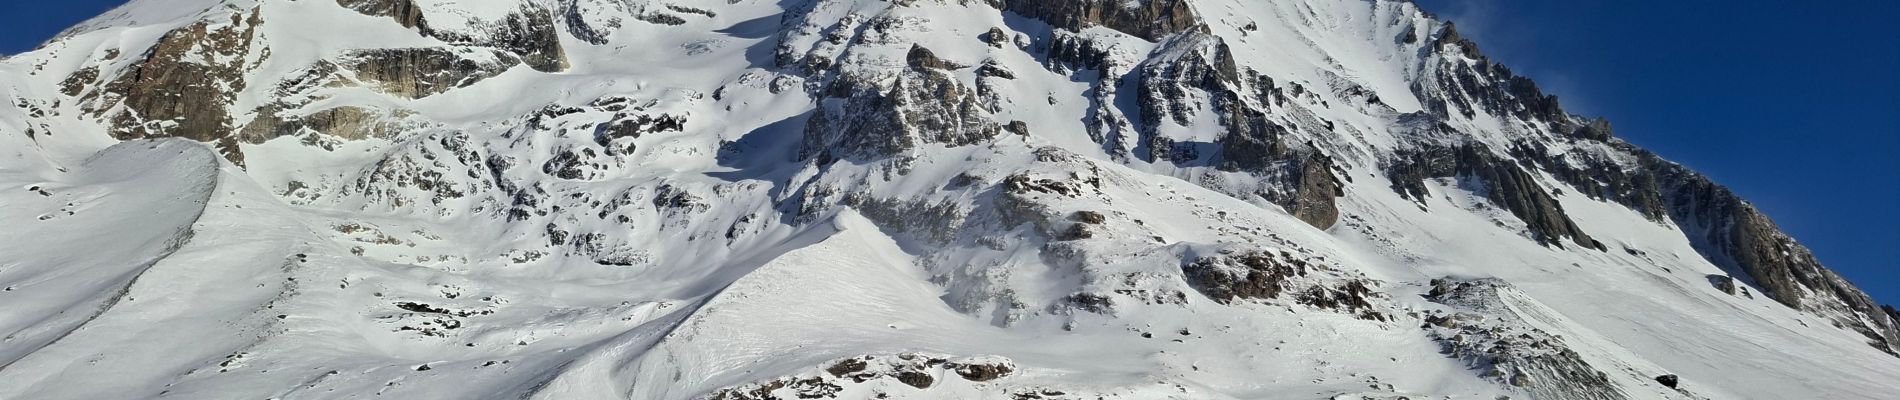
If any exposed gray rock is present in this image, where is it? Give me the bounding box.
[706,354,1013,399]
[1655,374,1679,389]
[561,0,623,44]
[1573,117,1614,141]
[344,48,521,99]
[976,60,1017,79]
[1416,23,1570,131]
[800,67,1002,163]
[481,6,570,72]
[336,0,426,29]
[1388,143,1604,250]
[276,106,406,141]
[58,66,99,97]
[1507,140,1669,222]
[1132,32,1343,228]
[1674,179,1900,355]
[998,0,1200,41]
[980,27,1011,47]
[906,44,961,71]
[1514,138,1899,356]
[1182,249,1386,321]
[1708,274,1754,299]
[336,0,568,72]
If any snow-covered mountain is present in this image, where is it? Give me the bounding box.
[2,0,1896,399]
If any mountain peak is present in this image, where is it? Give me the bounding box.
[3,0,1896,398]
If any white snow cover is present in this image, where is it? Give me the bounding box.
[0,0,1895,399]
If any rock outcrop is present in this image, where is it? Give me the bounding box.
[705,354,1019,400]
[95,9,264,164]
[336,0,427,29]
[344,48,521,99]
[791,28,1002,163]
[7,1,1896,398]
[1667,172,1900,355]
[1182,249,1386,320]
[999,0,1199,41]
[1423,279,1629,400]
[336,0,568,72]
[1387,143,1603,250]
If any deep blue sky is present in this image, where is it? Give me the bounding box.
[2,1,1894,303]
[0,1,125,54]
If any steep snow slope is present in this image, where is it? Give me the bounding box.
[0,139,216,369]
[1,0,1897,399]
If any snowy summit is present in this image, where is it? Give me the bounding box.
[1,0,1896,399]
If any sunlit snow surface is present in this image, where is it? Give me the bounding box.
[1,0,1896,399]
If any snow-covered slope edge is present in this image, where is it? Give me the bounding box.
[1,0,1896,399]
[0,139,217,369]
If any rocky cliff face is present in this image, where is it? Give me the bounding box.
[1662,164,1900,354]
[1386,143,1603,250]
[3,0,1896,399]
[337,0,569,72]
[999,0,1200,41]
[794,44,1003,164]
[90,7,264,163]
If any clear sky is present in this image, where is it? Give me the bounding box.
[2,1,1894,304]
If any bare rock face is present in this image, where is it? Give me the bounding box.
[1402,27,1607,249]
[96,8,264,164]
[1505,116,1898,355]
[705,354,1017,399]
[336,0,426,29]
[235,55,458,144]
[1573,117,1614,141]
[1282,152,1345,228]
[905,45,961,71]
[233,47,515,144]
[1507,140,1670,222]
[997,0,1200,41]
[1387,143,1603,250]
[1182,249,1386,321]
[952,360,1014,382]
[1410,20,1898,355]
[1182,250,1306,302]
[560,0,676,44]
[74,0,574,166]
[345,48,522,99]
[799,62,1002,163]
